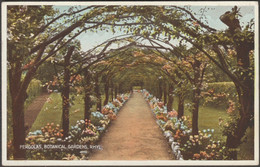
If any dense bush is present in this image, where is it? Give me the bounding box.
[26,79,42,104]
[35,60,61,85]
[25,123,67,160]
[201,82,238,109]
[25,120,102,159]
[90,111,106,126]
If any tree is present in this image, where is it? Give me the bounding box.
[83,70,93,120]
[7,6,56,159]
[163,82,168,105]
[217,7,254,159]
[61,46,75,138]
[167,83,174,112]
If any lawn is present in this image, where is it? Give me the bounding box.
[30,93,86,131]
[133,86,142,90]
[30,93,107,132]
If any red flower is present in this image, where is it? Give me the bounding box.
[200,151,208,158]
[193,153,200,159]
[174,134,180,139]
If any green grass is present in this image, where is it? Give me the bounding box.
[171,99,254,160]
[171,100,227,142]
[30,93,86,131]
[133,86,142,90]
[30,93,108,132]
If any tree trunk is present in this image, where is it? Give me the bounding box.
[158,81,163,100]
[118,83,122,94]
[9,66,26,159]
[95,76,101,112]
[163,83,167,105]
[84,92,91,120]
[103,80,109,106]
[9,47,45,159]
[167,84,174,112]
[62,46,75,138]
[114,85,118,99]
[192,59,201,135]
[177,93,185,119]
[226,80,254,159]
[111,81,114,101]
[84,70,92,120]
[141,82,144,90]
[192,89,200,135]
[11,95,26,159]
[224,32,254,159]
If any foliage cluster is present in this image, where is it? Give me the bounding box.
[201,82,238,109]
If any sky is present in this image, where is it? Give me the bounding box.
[54,5,255,52]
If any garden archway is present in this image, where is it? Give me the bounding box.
[6,4,255,160]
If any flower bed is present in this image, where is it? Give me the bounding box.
[142,89,229,160]
[25,93,131,160]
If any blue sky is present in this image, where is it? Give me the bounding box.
[54,5,255,52]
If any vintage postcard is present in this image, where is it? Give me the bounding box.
[1,1,259,166]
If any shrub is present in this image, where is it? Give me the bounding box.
[201,82,238,109]
[25,122,67,160]
[66,119,99,145]
[25,120,100,160]
[90,112,105,126]
[27,79,42,99]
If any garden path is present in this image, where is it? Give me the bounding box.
[24,92,50,135]
[90,92,173,160]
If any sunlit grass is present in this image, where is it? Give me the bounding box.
[30,93,86,131]
[30,93,107,132]
[133,86,142,90]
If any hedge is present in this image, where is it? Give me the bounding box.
[25,79,42,105]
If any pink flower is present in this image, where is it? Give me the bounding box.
[168,110,178,117]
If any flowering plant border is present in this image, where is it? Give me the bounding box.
[24,93,131,160]
[141,89,229,160]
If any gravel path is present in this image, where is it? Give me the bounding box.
[24,92,50,135]
[90,92,172,160]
